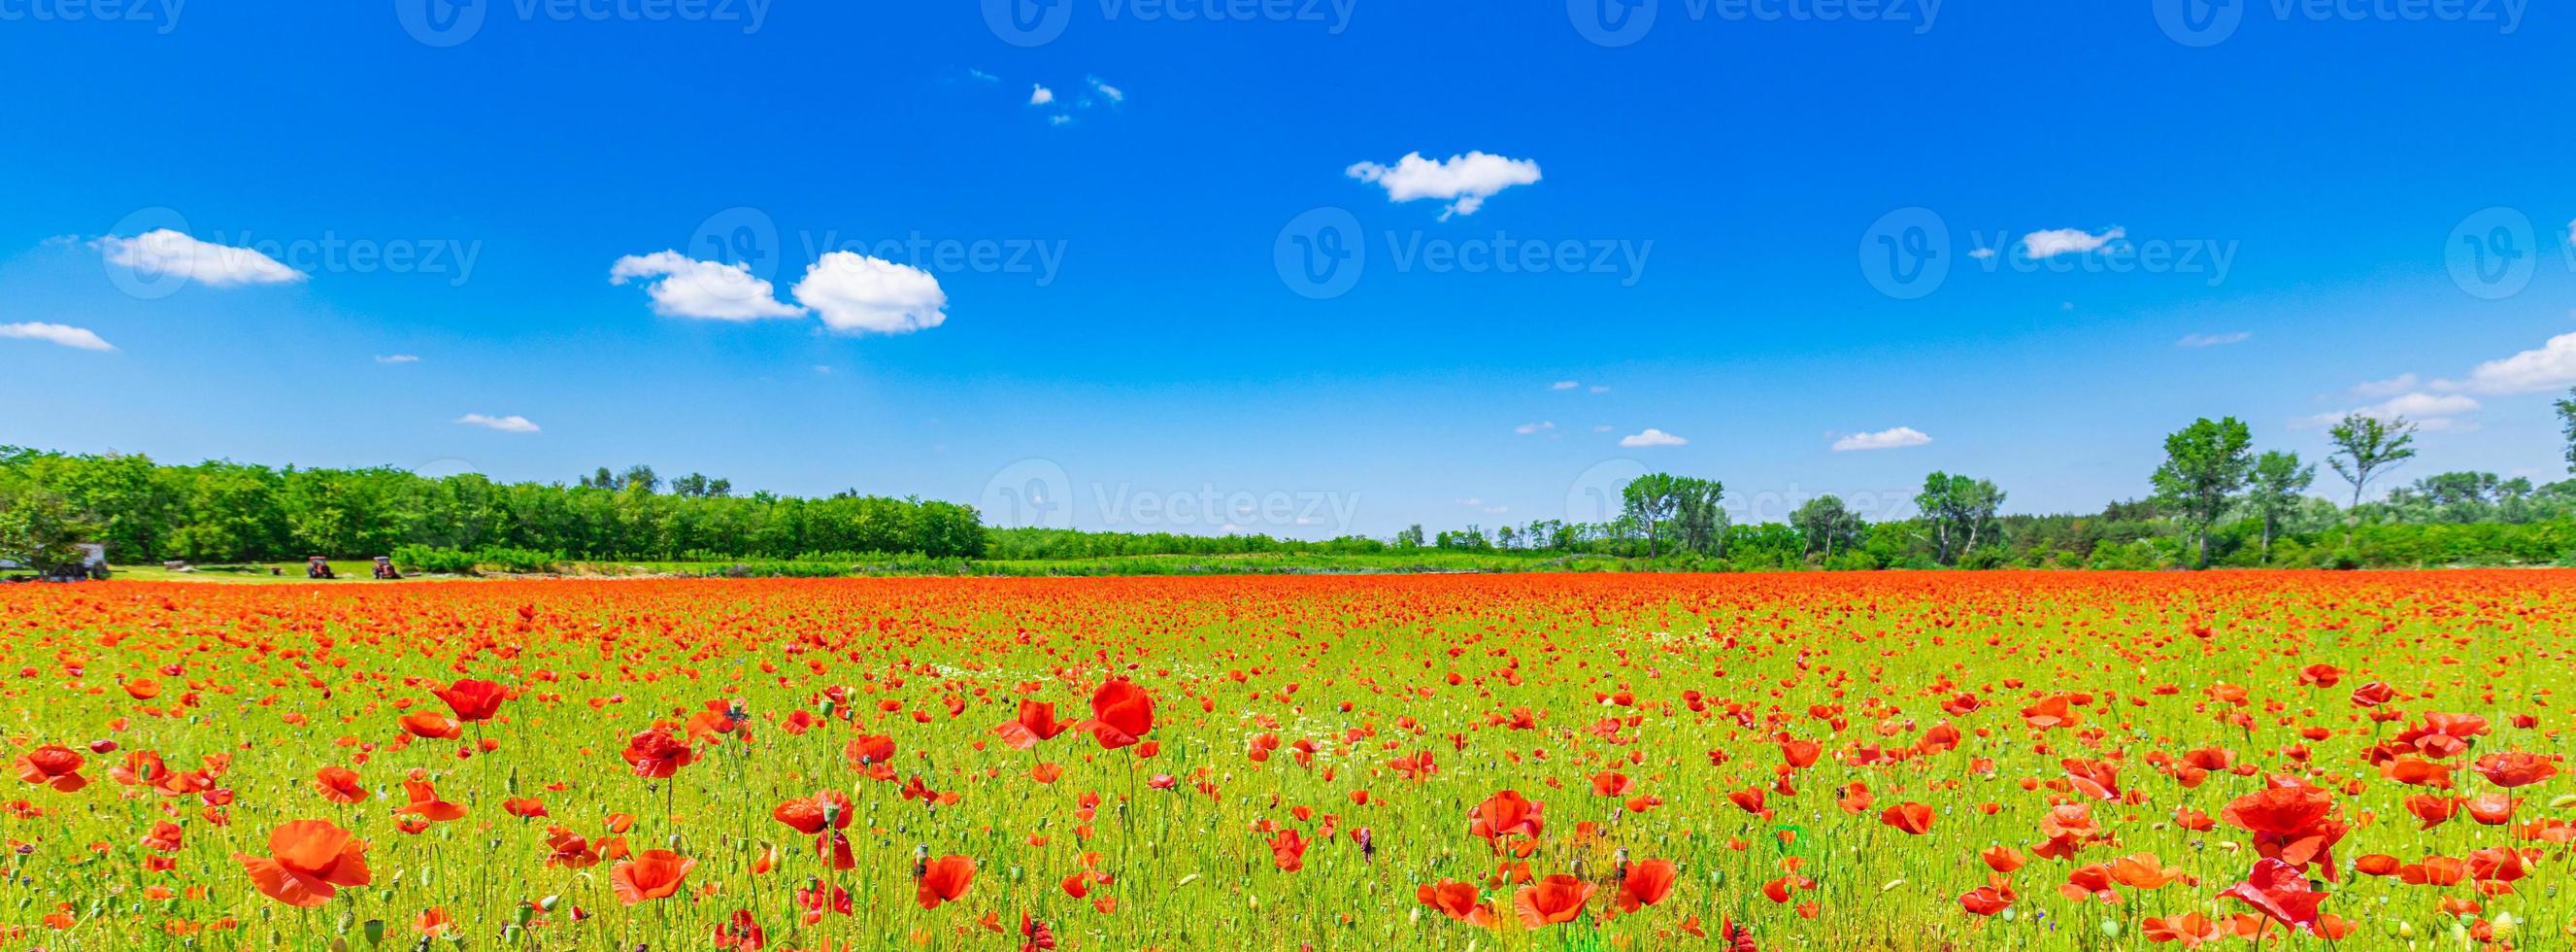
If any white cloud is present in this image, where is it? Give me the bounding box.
[0,322,115,352]
[2176,331,2251,348]
[1455,497,1484,506]
[1551,380,1579,391]
[2022,226,2126,259]
[1618,427,1688,448]
[791,252,949,335]
[2299,392,2480,431]
[1029,84,1054,106]
[2350,373,2419,398]
[1514,421,1555,434]
[1591,424,1613,432]
[1831,426,1933,452]
[1968,247,1998,259]
[94,229,306,287]
[2438,330,2576,395]
[1087,76,1123,103]
[375,354,420,364]
[967,68,999,83]
[609,251,804,321]
[455,413,540,433]
[1345,151,1542,221]
[1589,385,1609,393]
[1048,115,1074,127]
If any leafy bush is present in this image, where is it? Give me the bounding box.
[390,545,560,575]
[391,544,480,575]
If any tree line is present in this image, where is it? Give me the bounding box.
[3,391,2572,572]
[0,448,984,567]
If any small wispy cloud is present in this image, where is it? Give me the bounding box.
[456,413,540,433]
[1618,427,1687,448]
[1029,84,1054,106]
[0,322,116,352]
[2176,331,2251,348]
[1347,151,1542,221]
[610,251,804,321]
[2022,226,2125,259]
[1514,421,1555,435]
[375,354,420,363]
[94,229,307,288]
[1831,426,1933,452]
[2298,392,2480,431]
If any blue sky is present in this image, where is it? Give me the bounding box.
[5,0,2574,537]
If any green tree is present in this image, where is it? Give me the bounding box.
[1668,477,1726,556]
[2245,450,2315,561]
[1394,525,1425,549]
[1621,473,1685,558]
[2151,417,2255,569]
[2326,414,2418,547]
[1914,472,2005,565]
[0,482,89,569]
[1790,494,1862,560]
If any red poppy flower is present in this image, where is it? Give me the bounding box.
[994,700,1069,750]
[1879,801,1933,835]
[1418,879,1494,926]
[916,854,975,909]
[233,820,373,907]
[846,734,895,767]
[431,678,508,723]
[620,728,696,778]
[394,779,466,822]
[1269,829,1307,871]
[1075,679,1154,750]
[140,821,184,853]
[1513,874,1594,928]
[1020,914,1057,952]
[610,849,696,904]
[313,766,367,804]
[14,745,87,793]
[1780,739,1822,768]
[1468,790,1544,844]
[2222,858,2324,933]
[399,711,462,740]
[1617,859,1677,911]
[2473,751,2558,789]
[1958,883,2015,916]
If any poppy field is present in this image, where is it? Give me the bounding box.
[5,571,2573,950]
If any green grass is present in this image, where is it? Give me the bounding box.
[105,561,405,584]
